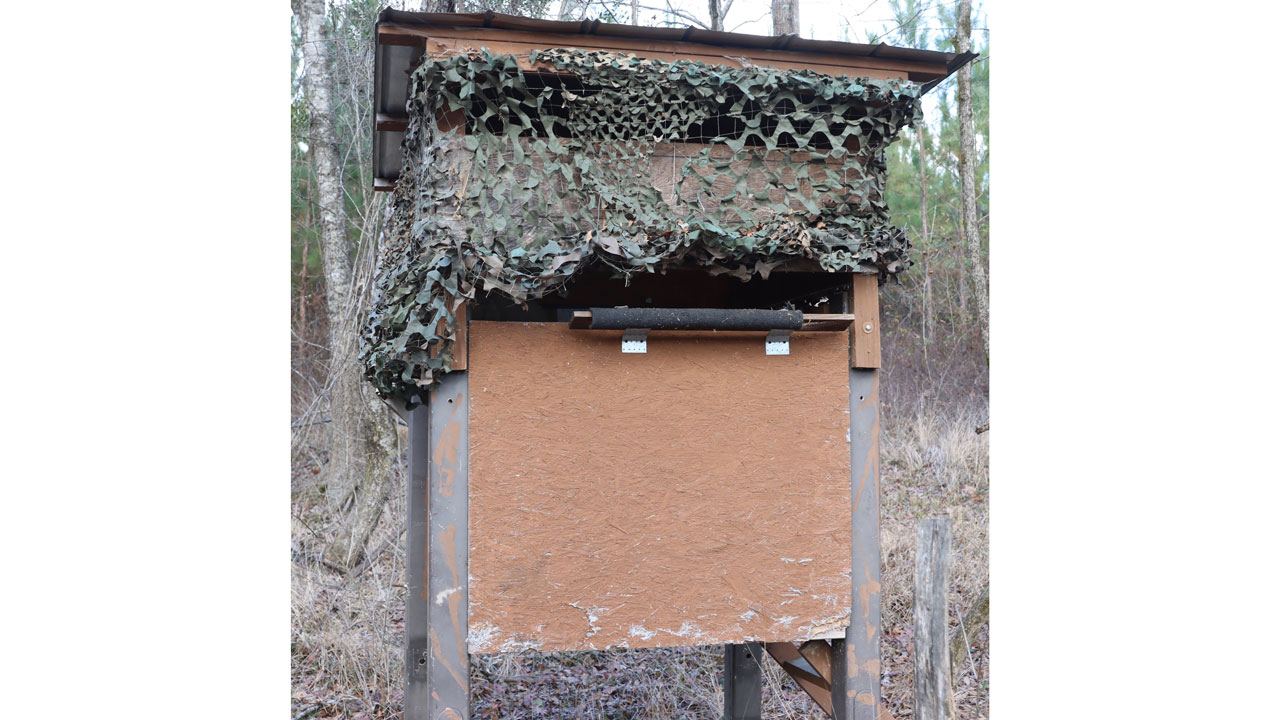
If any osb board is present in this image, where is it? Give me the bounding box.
[467,321,852,653]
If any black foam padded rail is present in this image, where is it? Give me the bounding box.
[588,307,803,331]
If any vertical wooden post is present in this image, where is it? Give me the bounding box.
[835,274,882,720]
[406,371,470,720]
[913,518,953,720]
[723,643,763,720]
[850,274,881,369]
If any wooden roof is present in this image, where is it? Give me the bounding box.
[372,10,975,190]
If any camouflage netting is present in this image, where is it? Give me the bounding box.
[363,48,923,403]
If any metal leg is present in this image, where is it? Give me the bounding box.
[406,400,431,719]
[724,643,763,720]
[834,368,881,720]
[406,372,470,720]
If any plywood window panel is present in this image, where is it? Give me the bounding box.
[467,321,852,653]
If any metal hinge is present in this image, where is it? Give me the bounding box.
[621,328,649,353]
[765,330,792,355]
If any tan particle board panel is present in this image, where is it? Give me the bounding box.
[467,321,852,653]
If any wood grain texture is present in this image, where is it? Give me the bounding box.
[850,274,880,369]
[913,518,953,720]
[467,322,852,653]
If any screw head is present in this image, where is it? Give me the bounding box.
[863,323,873,333]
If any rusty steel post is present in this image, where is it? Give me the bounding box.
[833,368,882,720]
[405,400,431,719]
[724,643,763,720]
[406,371,470,720]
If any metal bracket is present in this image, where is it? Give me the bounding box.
[765,329,792,355]
[622,328,649,354]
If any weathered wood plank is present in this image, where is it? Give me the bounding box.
[764,642,833,717]
[798,639,834,683]
[376,112,409,131]
[451,301,468,371]
[913,518,953,720]
[850,274,880,368]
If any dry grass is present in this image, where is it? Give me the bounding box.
[290,399,988,720]
[878,404,990,720]
[291,426,409,719]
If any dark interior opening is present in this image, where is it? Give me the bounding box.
[470,263,851,323]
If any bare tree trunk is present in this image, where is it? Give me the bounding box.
[296,0,398,571]
[956,0,987,359]
[708,0,722,31]
[771,0,798,35]
[917,124,934,346]
[632,0,640,25]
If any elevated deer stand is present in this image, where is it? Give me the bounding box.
[369,11,974,720]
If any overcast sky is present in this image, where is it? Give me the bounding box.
[629,0,943,46]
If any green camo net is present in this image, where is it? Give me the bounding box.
[363,48,922,403]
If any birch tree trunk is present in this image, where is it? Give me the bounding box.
[771,0,797,35]
[956,0,988,358]
[918,124,934,346]
[296,0,397,571]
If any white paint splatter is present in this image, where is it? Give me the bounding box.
[434,586,460,605]
[629,625,657,640]
[467,623,500,650]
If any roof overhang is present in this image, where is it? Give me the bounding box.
[372,10,976,190]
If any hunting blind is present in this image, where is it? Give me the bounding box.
[365,10,975,719]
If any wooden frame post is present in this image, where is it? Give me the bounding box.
[406,371,470,720]
[724,643,763,720]
[835,274,882,720]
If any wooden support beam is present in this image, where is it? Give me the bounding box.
[376,112,409,131]
[798,640,835,684]
[566,309,853,331]
[452,301,468,371]
[850,274,880,368]
[764,642,834,717]
[801,314,856,331]
[568,310,592,329]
